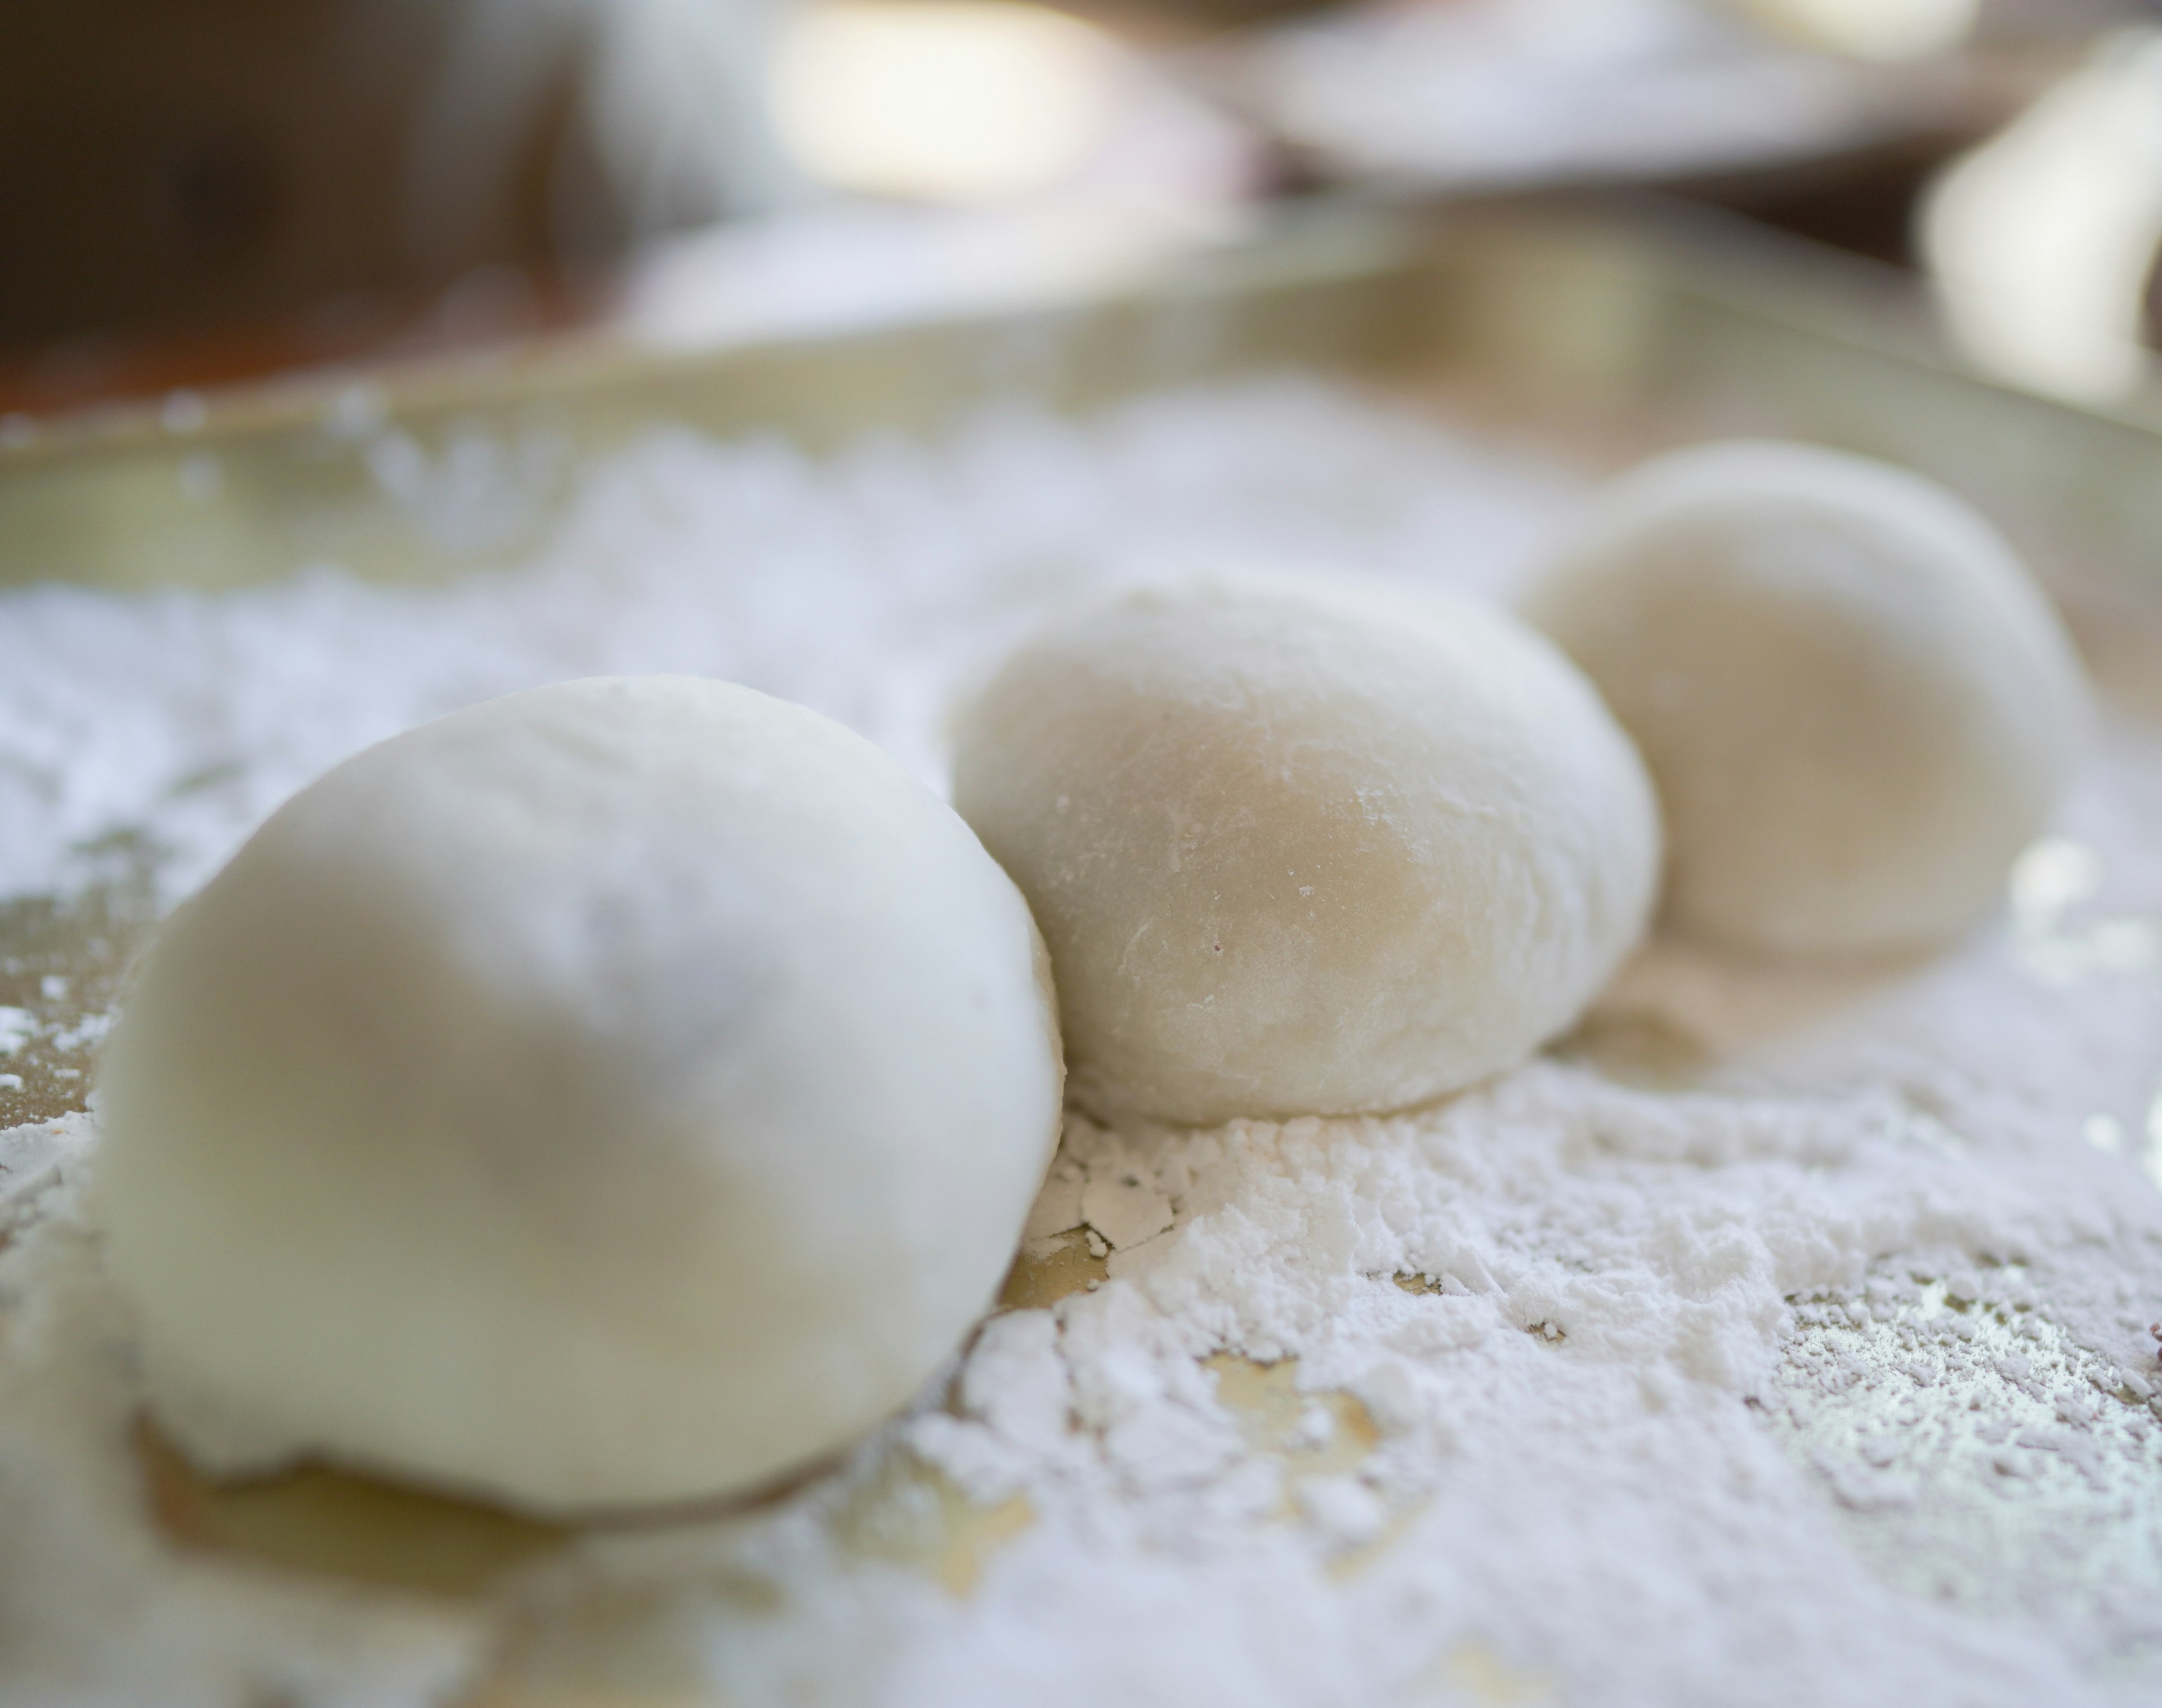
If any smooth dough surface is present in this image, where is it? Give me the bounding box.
[952,576,1660,1126]
[97,676,1063,1515]
[1523,441,2093,958]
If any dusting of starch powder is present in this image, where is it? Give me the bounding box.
[1,378,2160,1707]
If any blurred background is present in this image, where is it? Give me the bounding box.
[3,0,2161,419]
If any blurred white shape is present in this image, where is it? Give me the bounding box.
[773,2,1121,203]
[2008,836,2162,985]
[399,0,794,272]
[1922,30,2162,403]
[567,0,800,242]
[2084,1111,2125,1153]
[2010,836,2101,919]
[1230,0,1946,191]
[614,202,1228,352]
[2145,1086,2162,1190]
[1716,0,1976,63]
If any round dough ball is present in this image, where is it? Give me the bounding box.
[952,577,1660,1125]
[1522,441,2093,958]
[97,677,1062,1515]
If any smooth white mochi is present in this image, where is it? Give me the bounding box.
[952,577,1660,1126]
[1524,441,2093,958]
[97,677,1063,1515]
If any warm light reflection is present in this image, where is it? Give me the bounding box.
[771,1,1120,204]
[1922,31,2162,403]
[1718,0,1976,62]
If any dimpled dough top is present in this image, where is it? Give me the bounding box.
[1522,442,2093,958]
[96,677,1064,1516]
[952,578,1661,1126]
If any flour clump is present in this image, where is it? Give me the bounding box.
[95,675,1063,1515]
[1524,441,2092,958]
[951,576,1660,1125]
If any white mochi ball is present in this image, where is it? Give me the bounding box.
[97,677,1062,1515]
[1523,441,2093,958]
[952,577,1660,1126]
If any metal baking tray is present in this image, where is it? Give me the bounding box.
[5,192,2161,1689]
[6,192,2160,597]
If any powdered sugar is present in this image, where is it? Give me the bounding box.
[2,377,2160,1707]
[0,382,1565,910]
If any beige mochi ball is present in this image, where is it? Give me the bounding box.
[1523,441,2093,959]
[952,577,1660,1126]
[96,677,1062,1516]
